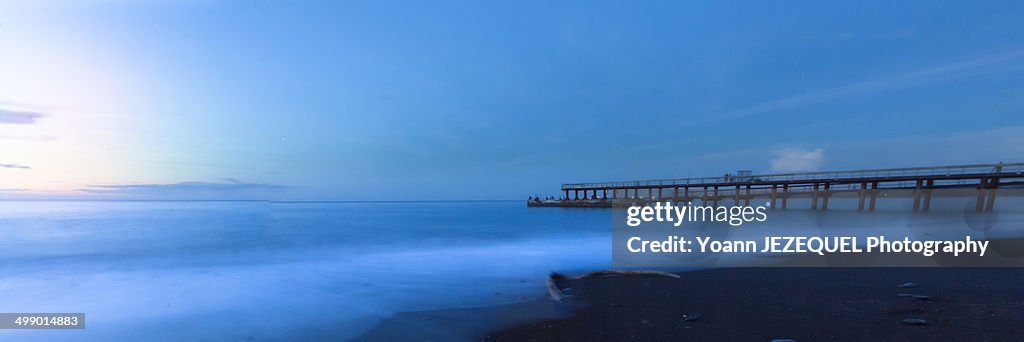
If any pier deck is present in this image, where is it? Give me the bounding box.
[530,162,1024,212]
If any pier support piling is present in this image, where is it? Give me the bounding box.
[922,180,934,212]
[781,184,789,209]
[986,178,999,212]
[857,182,867,211]
[811,183,819,210]
[744,185,751,206]
[733,185,741,206]
[822,183,830,210]
[912,180,923,212]
[976,178,986,212]
[869,181,878,211]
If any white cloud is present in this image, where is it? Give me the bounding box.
[0,163,31,169]
[770,148,825,172]
[0,107,45,124]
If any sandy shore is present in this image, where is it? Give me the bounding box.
[354,267,1023,341]
[484,268,1024,341]
[353,299,578,341]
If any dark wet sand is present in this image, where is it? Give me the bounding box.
[484,268,1024,341]
[354,298,580,341]
[354,268,1023,341]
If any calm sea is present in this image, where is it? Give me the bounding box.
[2,196,1020,341]
[0,201,611,341]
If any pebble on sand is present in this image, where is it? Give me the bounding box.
[902,318,928,325]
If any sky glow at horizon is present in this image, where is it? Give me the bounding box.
[2,1,1023,200]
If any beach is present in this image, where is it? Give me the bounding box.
[479,267,1024,341]
[356,266,1024,341]
[353,267,1024,341]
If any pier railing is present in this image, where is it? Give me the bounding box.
[562,163,1024,190]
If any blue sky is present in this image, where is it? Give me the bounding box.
[1,1,1023,200]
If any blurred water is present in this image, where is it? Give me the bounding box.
[0,201,612,341]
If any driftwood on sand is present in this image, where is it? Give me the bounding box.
[577,269,680,279]
[546,269,681,302]
[545,277,566,302]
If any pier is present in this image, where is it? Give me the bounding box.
[529,162,1024,212]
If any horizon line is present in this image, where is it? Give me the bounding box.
[0,199,523,203]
